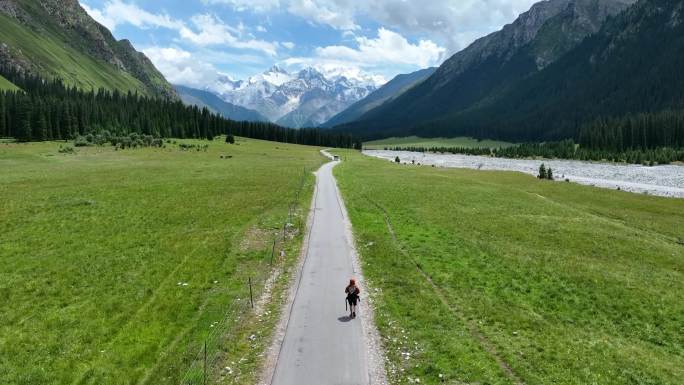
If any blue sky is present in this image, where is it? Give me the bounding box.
[79,0,538,87]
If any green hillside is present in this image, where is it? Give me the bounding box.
[0,74,19,91]
[0,0,175,98]
[0,13,146,94]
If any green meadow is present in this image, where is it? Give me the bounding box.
[333,150,683,385]
[363,136,514,150]
[0,139,324,385]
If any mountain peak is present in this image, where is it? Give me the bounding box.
[266,65,289,75]
[207,65,376,127]
[297,67,324,79]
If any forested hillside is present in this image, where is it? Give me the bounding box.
[322,67,436,127]
[340,0,634,137]
[338,0,684,155]
[450,0,684,144]
[0,67,358,148]
[0,0,175,98]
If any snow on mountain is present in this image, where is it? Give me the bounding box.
[206,66,377,127]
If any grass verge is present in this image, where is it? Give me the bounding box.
[332,149,683,385]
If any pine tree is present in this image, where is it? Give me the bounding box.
[538,163,546,179]
[16,97,32,142]
[0,92,6,138]
[547,167,553,180]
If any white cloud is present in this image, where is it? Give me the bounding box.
[284,28,445,78]
[81,0,183,31]
[202,0,281,12]
[206,0,538,53]
[178,14,279,56]
[82,2,282,56]
[286,0,358,30]
[143,47,220,87]
[282,41,295,49]
[315,28,445,68]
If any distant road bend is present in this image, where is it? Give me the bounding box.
[270,151,376,385]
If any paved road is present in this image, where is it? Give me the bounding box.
[271,157,369,385]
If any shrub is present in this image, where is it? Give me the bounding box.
[58,145,75,154]
[74,136,89,147]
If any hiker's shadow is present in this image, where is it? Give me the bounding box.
[337,315,353,323]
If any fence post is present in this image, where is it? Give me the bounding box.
[203,340,207,385]
[249,277,254,309]
[270,239,277,265]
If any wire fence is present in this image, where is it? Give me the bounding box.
[179,166,311,385]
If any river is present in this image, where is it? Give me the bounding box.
[364,150,684,198]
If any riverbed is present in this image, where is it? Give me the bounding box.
[364,150,684,198]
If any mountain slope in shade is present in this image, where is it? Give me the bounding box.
[0,0,175,98]
[425,0,684,141]
[175,85,268,122]
[322,67,436,128]
[208,66,377,128]
[342,0,634,137]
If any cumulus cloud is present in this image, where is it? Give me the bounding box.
[208,0,538,53]
[178,14,279,56]
[81,0,183,31]
[316,28,445,68]
[284,27,445,79]
[202,0,281,12]
[143,47,220,87]
[82,2,282,56]
[286,0,358,30]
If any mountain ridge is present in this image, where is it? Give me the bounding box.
[340,0,635,137]
[0,0,176,99]
[322,67,437,128]
[207,66,377,128]
[175,85,269,122]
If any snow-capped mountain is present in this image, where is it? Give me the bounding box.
[206,66,378,128]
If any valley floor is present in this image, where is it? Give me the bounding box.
[0,138,325,385]
[332,149,683,385]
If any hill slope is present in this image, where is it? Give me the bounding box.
[0,73,18,90]
[0,0,175,98]
[341,0,634,138]
[175,85,268,122]
[395,0,684,143]
[322,67,436,128]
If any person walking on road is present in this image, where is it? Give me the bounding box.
[345,279,360,318]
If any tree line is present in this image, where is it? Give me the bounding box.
[383,138,684,165]
[0,66,360,149]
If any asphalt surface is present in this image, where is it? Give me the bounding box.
[271,158,369,385]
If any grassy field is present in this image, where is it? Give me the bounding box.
[0,13,148,95]
[0,74,19,91]
[363,136,514,150]
[0,138,325,385]
[333,150,683,385]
